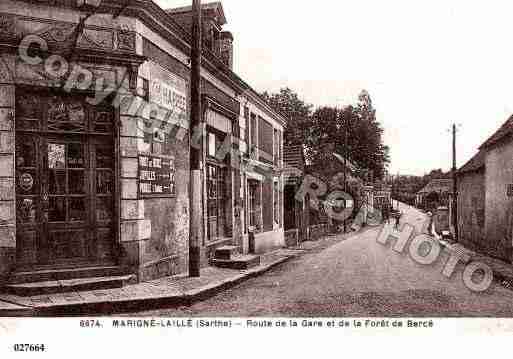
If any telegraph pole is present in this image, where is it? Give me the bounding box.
[189,0,202,277]
[452,124,459,242]
[343,112,348,233]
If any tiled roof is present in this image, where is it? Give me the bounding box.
[458,150,485,174]
[479,115,513,150]
[417,179,452,194]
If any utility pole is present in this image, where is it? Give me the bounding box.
[452,123,459,243]
[343,111,348,233]
[189,0,202,277]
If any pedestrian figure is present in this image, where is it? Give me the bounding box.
[395,211,403,229]
[382,204,390,224]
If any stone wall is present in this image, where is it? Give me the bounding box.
[485,143,513,262]
[253,229,285,254]
[0,54,15,283]
[119,57,191,282]
[284,228,298,247]
[309,224,328,241]
[458,169,486,253]
[433,207,450,233]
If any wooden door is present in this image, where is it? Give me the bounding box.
[15,89,116,270]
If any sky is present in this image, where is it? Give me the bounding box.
[156,0,513,176]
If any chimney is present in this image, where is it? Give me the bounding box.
[219,31,233,70]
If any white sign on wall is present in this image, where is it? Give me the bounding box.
[150,63,188,124]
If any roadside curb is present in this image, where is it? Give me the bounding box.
[0,303,35,317]
[0,254,295,317]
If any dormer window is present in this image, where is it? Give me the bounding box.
[166,2,232,67]
[203,23,221,54]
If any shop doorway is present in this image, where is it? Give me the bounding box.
[15,89,117,270]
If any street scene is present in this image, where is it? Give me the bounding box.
[128,204,513,317]
[0,0,512,322]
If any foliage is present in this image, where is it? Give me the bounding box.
[262,88,390,180]
[261,88,313,145]
[389,169,452,206]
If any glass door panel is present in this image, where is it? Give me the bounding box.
[15,89,116,269]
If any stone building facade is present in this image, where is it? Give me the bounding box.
[457,150,485,254]
[459,116,513,262]
[0,0,286,286]
[480,117,513,261]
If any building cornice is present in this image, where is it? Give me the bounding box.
[12,0,288,127]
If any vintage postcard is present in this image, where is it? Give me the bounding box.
[0,0,511,357]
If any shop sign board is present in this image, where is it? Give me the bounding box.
[138,154,176,198]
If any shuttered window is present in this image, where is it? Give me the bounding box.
[250,113,257,152]
[258,118,273,163]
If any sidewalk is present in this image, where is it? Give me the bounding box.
[0,249,303,317]
[438,239,513,288]
[0,228,359,317]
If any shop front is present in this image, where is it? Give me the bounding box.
[0,8,145,284]
[201,98,239,262]
[15,88,118,271]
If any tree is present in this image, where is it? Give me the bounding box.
[304,92,390,181]
[261,88,313,145]
[262,88,390,181]
[353,90,390,180]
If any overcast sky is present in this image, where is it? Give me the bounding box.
[156,0,513,176]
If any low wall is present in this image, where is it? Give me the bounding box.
[434,208,450,233]
[254,229,285,254]
[284,229,299,247]
[308,224,329,241]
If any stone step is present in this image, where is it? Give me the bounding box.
[214,246,239,260]
[212,255,261,270]
[4,275,136,297]
[8,266,126,285]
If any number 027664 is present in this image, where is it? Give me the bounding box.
[13,344,46,352]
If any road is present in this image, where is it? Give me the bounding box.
[128,204,513,317]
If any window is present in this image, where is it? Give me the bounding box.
[207,129,227,160]
[258,118,273,163]
[208,132,217,158]
[274,129,282,165]
[207,164,227,240]
[243,107,249,145]
[274,181,280,225]
[250,113,257,153]
[248,180,260,230]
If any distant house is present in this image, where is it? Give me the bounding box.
[415,179,452,210]
[306,151,360,185]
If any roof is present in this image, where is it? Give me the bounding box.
[458,150,485,174]
[163,3,287,127]
[417,179,452,195]
[479,115,513,150]
[22,0,289,128]
[166,2,227,25]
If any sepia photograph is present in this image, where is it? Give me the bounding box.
[0,0,512,355]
